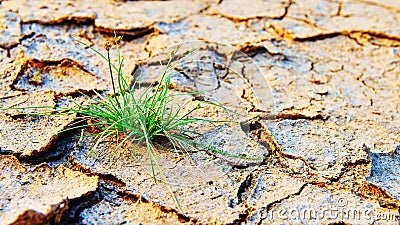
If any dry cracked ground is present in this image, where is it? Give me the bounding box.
[0,0,399,224]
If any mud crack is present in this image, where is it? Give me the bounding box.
[294,30,400,47]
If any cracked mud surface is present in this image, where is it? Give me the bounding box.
[0,155,98,225]
[0,0,399,224]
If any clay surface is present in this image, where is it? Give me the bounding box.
[0,156,98,225]
[0,0,399,224]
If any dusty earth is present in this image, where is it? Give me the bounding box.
[0,0,399,224]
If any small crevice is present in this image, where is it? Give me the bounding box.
[328,222,352,225]
[330,144,371,183]
[294,30,400,47]
[337,3,343,17]
[10,58,102,94]
[96,26,155,40]
[22,17,96,27]
[275,112,325,120]
[347,30,400,47]
[60,190,101,224]
[0,31,35,58]
[237,172,254,203]
[28,58,97,77]
[228,211,251,225]
[18,129,78,165]
[239,43,283,58]
[69,157,128,188]
[294,32,344,42]
[0,45,13,57]
[358,0,400,12]
[209,0,292,23]
[252,111,326,122]
[276,0,293,20]
[277,151,318,173]
[329,158,371,183]
[262,183,310,222]
[10,199,69,225]
[356,182,398,208]
[120,191,198,224]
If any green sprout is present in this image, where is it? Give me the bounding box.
[33,69,39,81]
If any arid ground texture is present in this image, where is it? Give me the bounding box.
[0,0,399,224]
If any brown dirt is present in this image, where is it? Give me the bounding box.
[0,0,399,224]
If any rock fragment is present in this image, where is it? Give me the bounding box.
[245,168,306,209]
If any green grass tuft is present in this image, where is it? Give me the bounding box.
[70,36,234,211]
